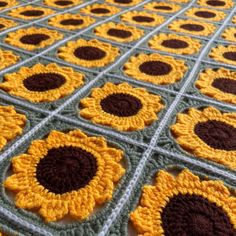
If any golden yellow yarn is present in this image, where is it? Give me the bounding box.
[80,82,164,131]
[209,45,236,66]
[0,106,26,150]
[0,63,84,102]
[221,27,236,42]
[44,0,81,8]
[123,53,187,85]
[196,68,236,104]
[48,13,95,30]
[168,19,216,36]
[130,169,236,235]
[0,18,17,31]
[58,39,120,68]
[198,0,233,9]
[80,4,120,17]
[94,22,144,43]
[0,0,18,10]
[121,11,165,27]
[106,0,141,6]
[8,5,54,20]
[148,33,201,55]
[4,129,125,222]
[4,27,63,51]
[0,49,19,70]
[185,7,226,22]
[171,106,236,169]
[144,2,181,13]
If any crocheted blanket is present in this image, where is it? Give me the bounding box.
[0,0,236,235]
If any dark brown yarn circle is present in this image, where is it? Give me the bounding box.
[139,61,172,76]
[154,6,172,10]
[0,1,7,7]
[0,24,5,29]
[23,73,66,92]
[132,16,154,23]
[90,8,110,14]
[74,46,106,61]
[180,23,204,31]
[20,10,44,17]
[212,78,236,95]
[194,120,236,150]
[20,34,50,45]
[114,0,132,3]
[60,19,83,25]
[194,11,216,18]
[54,0,73,6]
[206,0,225,6]
[161,194,236,236]
[223,52,236,61]
[107,28,132,38]
[161,39,189,49]
[100,93,142,117]
[36,146,97,194]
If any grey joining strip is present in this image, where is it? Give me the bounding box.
[98,2,236,236]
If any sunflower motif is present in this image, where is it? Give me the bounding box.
[144,2,181,13]
[0,18,17,31]
[121,11,165,27]
[0,63,84,103]
[58,39,120,68]
[196,68,236,104]
[4,27,63,51]
[48,14,95,31]
[123,53,187,85]
[80,4,120,17]
[221,28,236,42]
[232,16,236,24]
[8,5,55,20]
[80,82,164,131]
[198,0,233,9]
[44,0,81,8]
[0,49,19,70]
[131,169,236,236]
[171,106,236,169]
[0,0,18,10]
[209,45,236,66]
[185,7,226,22]
[4,129,125,222]
[0,106,26,150]
[168,19,216,36]
[148,33,201,55]
[94,22,144,43]
[105,0,141,6]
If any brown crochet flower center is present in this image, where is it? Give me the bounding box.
[36,146,97,194]
[74,46,106,60]
[139,61,172,76]
[206,0,225,6]
[55,0,73,6]
[194,11,216,18]
[60,19,84,25]
[161,39,189,49]
[223,52,236,61]
[212,78,236,95]
[23,73,66,92]
[194,120,236,150]
[180,23,204,31]
[91,8,110,14]
[132,16,154,23]
[20,34,50,45]
[20,10,44,17]
[107,28,132,38]
[161,194,235,236]
[100,93,142,117]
